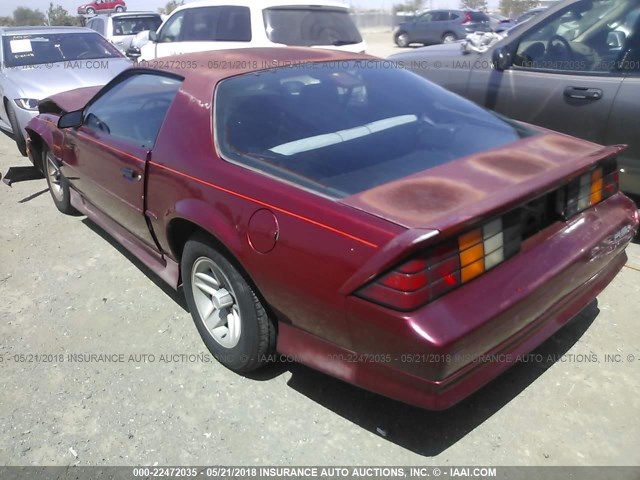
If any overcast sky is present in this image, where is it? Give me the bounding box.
[0,0,500,18]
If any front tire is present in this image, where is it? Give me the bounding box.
[182,234,276,373]
[115,6,124,12]
[44,148,77,215]
[395,31,410,47]
[86,7,95,14]
[6,103,27,156]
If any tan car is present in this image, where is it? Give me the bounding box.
[390,0,640,197]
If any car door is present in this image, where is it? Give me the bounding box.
[413,12,447,44]
[467,0,636,145]
[62,72,182,246]
[605,73,640,195]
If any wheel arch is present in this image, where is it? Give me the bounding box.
[165,206,249,285]
[24,127,46,172]
[166,214,278,330]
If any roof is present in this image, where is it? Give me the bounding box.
[160,47,371,84]
[173,0,350,14]
[0,26,92,35]
[92,11,161,19]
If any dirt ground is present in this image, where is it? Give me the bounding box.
[1,34,640,466]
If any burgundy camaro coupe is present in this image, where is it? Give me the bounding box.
[26,48,639,410]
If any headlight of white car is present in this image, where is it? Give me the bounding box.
[14,98,40,111]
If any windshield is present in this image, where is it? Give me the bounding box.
[112,16,162,36]
[2,32,123,67]
[263,7,362,46]
[215,62,536,198]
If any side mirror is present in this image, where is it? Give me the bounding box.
[126,47,141,61]
[58,110,83,129]
[149,30,158,42]
[607,31,625,49]
[492,46,512,71]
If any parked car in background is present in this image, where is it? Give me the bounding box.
[389,0,640,196]
[78,0,127,16]
[129,0,366,62]
[488,13,513,32]
[0,26,131,158]
[394,9,491,47]
[515,7,548,25]
[87,12,162,52]
[26,48,638,410]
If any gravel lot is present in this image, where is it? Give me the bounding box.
[1,34,639,466]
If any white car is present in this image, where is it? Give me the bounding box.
[133,0,366,61]
[86,12,162,52]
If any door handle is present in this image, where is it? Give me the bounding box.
[120,167,141,181]
[564,86,603,100]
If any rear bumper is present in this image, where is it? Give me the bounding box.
[280,193,639,410]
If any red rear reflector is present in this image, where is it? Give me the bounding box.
[397,258,428,274]
[381,271,428,292]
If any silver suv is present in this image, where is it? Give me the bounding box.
[86,12,162,52]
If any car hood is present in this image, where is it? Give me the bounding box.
[5,58,131,101]
[340,132,624,230]
[38,85,103,115]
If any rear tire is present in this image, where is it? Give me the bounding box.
[6,103,27,157]
[442,32,457,44]
[44,147,77,215]
[115,6,124,12]
[395,31,410,47]
[182,233,276,373]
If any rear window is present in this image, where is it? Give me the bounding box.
[1,32,123,67]
[112,15,162,36]
[215,62,537,198]
[263,7,362,46]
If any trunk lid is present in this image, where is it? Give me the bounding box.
[340,132,624,232]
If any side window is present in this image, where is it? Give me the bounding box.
[83,73,182,149]
[617,8,640,73]
[513,0,640,74]
[96,18,105,35]
[417,13,433,23]
[431,12,450,22]
[158,10,185,42]
[182,6,251,42]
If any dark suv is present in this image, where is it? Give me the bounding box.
[395,9,491,47]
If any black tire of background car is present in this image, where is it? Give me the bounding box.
[43,147,77,215]
[442,32,458,44]
[115,6,124,12]
[6,103,27,157]
[182,233,276,373]
[395,31,410,48]
[86,7,95,14]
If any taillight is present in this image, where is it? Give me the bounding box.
[557,157,618,219]
[358,157,619,312]
[357,214,521,311]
